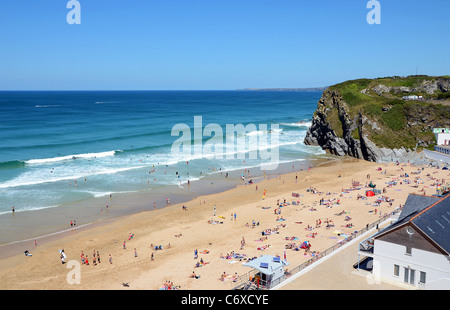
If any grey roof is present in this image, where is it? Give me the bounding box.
[398,194,441,222]
[412,195,450,254]
[374,194,440,237]
[374,193,450,255]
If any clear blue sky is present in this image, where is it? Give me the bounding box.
[0,0,449,90]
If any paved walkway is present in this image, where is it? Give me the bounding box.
[274,227,409,290]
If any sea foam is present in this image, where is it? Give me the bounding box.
[25,151,118,165]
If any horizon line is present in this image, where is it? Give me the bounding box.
[0,88,328,92]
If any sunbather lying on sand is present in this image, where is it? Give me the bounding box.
[255,237,268,242]
[285,243,297,249]
[257,245,270,250]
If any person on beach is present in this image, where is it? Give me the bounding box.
[109,254,112,264]
[191,271,200,279]
[59,249,66,264]
[123,241,126,250]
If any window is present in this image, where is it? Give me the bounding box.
[394,264,400,277]
[405,246,412,255]
[404,267,415,285]
[419,271,426,284]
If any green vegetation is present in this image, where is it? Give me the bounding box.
[328,78,377,107]
[327,109,343,138]
[381,104,405,131]
[437,92,450,100]
[324,75,450,150]
[375,75,434,88]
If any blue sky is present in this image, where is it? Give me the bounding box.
[0,0,449,90]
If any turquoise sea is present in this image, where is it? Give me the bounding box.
[0,90,326,245]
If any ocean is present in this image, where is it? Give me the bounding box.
[0,90,325,245]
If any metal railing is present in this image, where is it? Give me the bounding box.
[233,208,402,290]
[359,238,375,253]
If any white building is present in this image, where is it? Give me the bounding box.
[433,128,450,146]
[402,95,422,100]
[358,193,450,289]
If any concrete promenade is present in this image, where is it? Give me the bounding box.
[274,226,409,290]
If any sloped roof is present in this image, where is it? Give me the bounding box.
[374,194,450,255]
[374,194,440,236]
[243,255,289,275]
[398,194,441,222]
[411,195,450,254]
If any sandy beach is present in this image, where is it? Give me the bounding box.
[0,156,448,290]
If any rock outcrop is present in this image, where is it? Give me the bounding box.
[304,76,450,163]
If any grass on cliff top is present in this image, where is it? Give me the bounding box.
[328,78,375,107]
[329,75,449,105]
[327,78,410,132]
[326,75,450,150]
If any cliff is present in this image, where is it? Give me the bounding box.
[304,75,450,162]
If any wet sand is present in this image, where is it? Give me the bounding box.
[0,157,320,251]
[0,156,447,290]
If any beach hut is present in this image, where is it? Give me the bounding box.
[243,255,289,288]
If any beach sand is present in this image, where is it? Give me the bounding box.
[0,157,447,290]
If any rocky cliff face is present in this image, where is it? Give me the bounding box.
[304,89,392,162]
[304,76,450,163]
[368,78,450,96]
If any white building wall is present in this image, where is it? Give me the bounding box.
[436,132,450,145]
[373,239,450,289]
